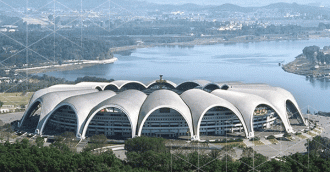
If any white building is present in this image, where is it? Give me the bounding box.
[19,79,306,140]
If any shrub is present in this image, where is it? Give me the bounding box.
[249,137,260,141]
[267,135,275,140]
[283,133,291,137]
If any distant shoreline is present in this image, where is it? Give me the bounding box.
[15,33,330,75]
[110,33,328,53]
[15,58,117,74]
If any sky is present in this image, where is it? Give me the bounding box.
[139,0,329,7]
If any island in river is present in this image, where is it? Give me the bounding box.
[282,45,330,79]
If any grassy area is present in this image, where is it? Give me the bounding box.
[0,92,34,106]
[312,128,322,134]
[307,131,317,137]
[268,139,279,144]
[296,134,308,139]
[251,140,264,146]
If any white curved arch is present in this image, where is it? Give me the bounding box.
[211,89,285,137]
[20,89,99,129]
[75,82,110,90]
[137,90,194,139]
[19,100,42,129]
[229,87,306,130]
[146,80,177,89]
[203,83,221,91]
[180,89,249,139]
[81,105,134,139]
[28,85,97,107]
[197,105,248,139]
[40,103,79,136]
[103,83,119,91]
[110,80,147,90]
[137,105,194,138]
[40,91,116,137]
[33,89,98,133]
[80,90,147,139]
[176,81,202,91]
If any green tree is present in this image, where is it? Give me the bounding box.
[35,136,44,147]
[125,136,170,171]
[306,135,330,159]
[85,134,108,153]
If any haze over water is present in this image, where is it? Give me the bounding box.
[43,38,330,112]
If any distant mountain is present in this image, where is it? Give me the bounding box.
[1,1,330,16]
[264,2,330,15]
[211,3,256,13]
[206,2,330,16]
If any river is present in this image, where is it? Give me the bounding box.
[42,38,330,112]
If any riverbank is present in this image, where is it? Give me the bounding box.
[109,31,330,53]
[15,33,330,75]
[15,58,117,74]
[110,34,313,53]
[282,54,330,79]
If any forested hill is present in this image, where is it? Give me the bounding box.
[0,31,134,68]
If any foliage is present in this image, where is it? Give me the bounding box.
[0,124,13,141]
[35,137,44,147]
[302,45,330,64]
[2,136,330,171]
[0,74,114,93]
[84,134,108,152]
[249,136,260,141]
[125,136,170,171]
[267,135,276,139]
[0,31,117,67]
[239,148,268,172]
[0,74,72,93]
[74,76,114,83]
[89,134,107,144]
[283,133,291,138]
[305,135,330,160]
[0,139,130,172]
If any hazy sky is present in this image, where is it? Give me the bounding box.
[139,0,329,7]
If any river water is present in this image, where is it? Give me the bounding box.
[42,38,330,112]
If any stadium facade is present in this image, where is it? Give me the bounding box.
[19,78,306,140]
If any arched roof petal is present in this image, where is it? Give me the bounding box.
[29,85,98,105]
[28,89,98,133]
[211,89,281,137]
[75,82,111,90]
[41,91,116,137]
[180,89,249,139]
[224,83,271,89]
[203,83,221,91]
[110,80,147,90]
[137,90,194,138]
[177,80,211,88]
[229,87,306,129]
[146,80,177,89]
[80,90,147,138]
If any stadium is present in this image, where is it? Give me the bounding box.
[19,76,306,140]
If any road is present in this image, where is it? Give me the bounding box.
[0,112,24,124]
